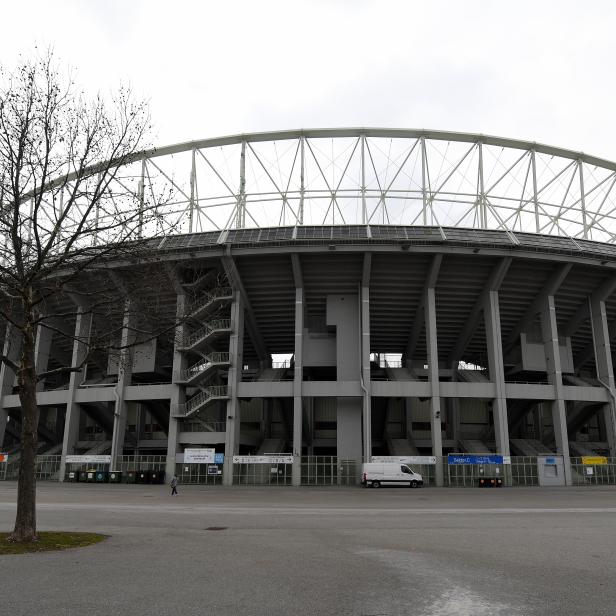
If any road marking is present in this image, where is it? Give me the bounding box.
[0,502,616,515]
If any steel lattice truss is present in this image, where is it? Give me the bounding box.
[48,129,616,243]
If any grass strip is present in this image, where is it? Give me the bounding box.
[0,531,106,555]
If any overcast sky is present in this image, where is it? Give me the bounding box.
[2,1,615,160]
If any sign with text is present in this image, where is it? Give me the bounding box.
[582,456,608,465]
[371,456,437,465]
[448,454,504,465]
[65,455,111,464]
[233,455,293,464]
[184,448,216,464]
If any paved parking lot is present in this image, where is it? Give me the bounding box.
[1,482,616,616]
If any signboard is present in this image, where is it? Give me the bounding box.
[233,455,293,464]
[582,456,608,465]
[207,465,221,475]
[448,454,504,465]
[214,453,225,464]
[65,455,111,464]
[371,456,437,465]
[0,453,7,463]
[184,448,216,464]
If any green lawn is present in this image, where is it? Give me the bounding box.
[0,532,106,554]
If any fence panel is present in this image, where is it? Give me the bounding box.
[570,457,616,486]
[176,462,223,485]
[510,457,539,486]
[233,461,293,485]
[301,457,358,486]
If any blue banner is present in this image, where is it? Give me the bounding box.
[448,454,504,465]
[214,453,224,464]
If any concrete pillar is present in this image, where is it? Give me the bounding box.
[59,307,91,479]
[110,299,134,469]
[223,291,244,485]
[327,294,363,462]
[449,362,461,444]
[541,295,572,485]
[34,322,54,392]
[0,324,21,449]
[484,290,510,457]
[292,287,304,486]
[425,287,444,486]
[361,284,372,461]
[166,292,187,480]
[589,297,616,456]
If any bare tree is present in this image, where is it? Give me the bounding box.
[0,51,171,542]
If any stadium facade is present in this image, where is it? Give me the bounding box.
[2,128,616,487]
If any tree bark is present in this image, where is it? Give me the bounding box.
[10,297,39,543]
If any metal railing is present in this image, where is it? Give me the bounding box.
[3,455,62,481]
[187,287,233,317]
[180,352,230,382]
[182,319,231,349]
[179,420,226,433]
[174,385,229,417]
[176,462,223,485]
[300,456,358,486]
[570,457,616,485]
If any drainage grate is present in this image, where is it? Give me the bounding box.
[204,527,227,531]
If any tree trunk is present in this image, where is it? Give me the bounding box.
[10,300,39,543]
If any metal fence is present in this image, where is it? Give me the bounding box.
[233,460,293,485]
[510,457,539,486]
[176,462,223,485]
[570,457,616,486]
[3,455,62,481]
[301,456,358,486]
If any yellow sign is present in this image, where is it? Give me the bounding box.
[581,456,608,465]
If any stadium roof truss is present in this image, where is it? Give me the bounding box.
[40,128,616,244]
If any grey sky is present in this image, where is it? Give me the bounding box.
[2,0,615,159]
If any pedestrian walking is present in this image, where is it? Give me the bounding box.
[170,475,178,496]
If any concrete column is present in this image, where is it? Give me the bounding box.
[425,287,444,486]
[292,287,304,486]
[0,324,21,449]
[589,297,616,455]
[449,362,461,444]
[361,284,372,461]
[166,292,187,480]
[484,290,510,457]
[541,295,572,485]
[110,299,134,469]
[59,307,91,479]
[327,294,363,462]
[34,322,54,392]
[223,291,244,485]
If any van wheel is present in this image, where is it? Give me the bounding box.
[410,480,419,488]
[372,480,381,488]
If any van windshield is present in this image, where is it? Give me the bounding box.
[401,465,414,474]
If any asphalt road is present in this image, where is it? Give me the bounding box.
[1,482,616,616]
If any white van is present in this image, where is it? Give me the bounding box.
[361,463,423,488]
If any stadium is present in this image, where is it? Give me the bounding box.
[2,128,616,488]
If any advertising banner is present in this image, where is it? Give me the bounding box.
[371,456,437,465]
[581,456,608,465]
[184,448,216,464]
[448,454,504,465]
[233,455,293,464]
[65,455,111,464]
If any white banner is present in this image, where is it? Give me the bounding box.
[65,455,111,464]
[184,448,216,464]
[371,456,437,465]
[233,455,293,464]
